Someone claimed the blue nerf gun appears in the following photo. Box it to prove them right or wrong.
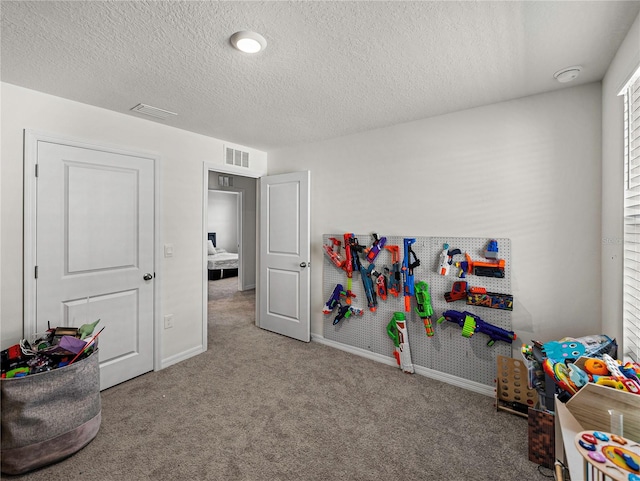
[402,238,420,312]
[360,264,377,312]
[437,309,516,346]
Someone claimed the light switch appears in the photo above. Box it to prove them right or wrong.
[164,244,174,257]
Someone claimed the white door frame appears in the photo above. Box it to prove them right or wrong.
[202,162,261,337]
[23,129,163,371]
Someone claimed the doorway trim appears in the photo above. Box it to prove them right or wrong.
[23,129,163,371]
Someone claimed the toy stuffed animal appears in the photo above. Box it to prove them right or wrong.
[78,319,100,340]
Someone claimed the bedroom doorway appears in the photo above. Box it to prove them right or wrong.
[205,170,257,329]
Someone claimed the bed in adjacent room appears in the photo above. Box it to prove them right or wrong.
[207,233,239,280]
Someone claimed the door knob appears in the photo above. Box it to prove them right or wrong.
[299,262,307,268]
[143,273,153,281]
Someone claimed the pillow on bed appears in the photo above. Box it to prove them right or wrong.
[214,247,227,254]
[208,240,215,255]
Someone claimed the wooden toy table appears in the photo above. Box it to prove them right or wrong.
[574,430,640,481]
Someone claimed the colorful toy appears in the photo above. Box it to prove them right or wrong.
[365,233,387,263]
[384,244,402,297]
[360,263,377,312]
[456,253,505,278]
[437,309,516,346]
[574,430,640,480]
[323,237,346,269]
[444,280,467,302]
[542,340,585,363]
[386,312,414,374]
[584,357,609,376]
[402,238,420,312]
[542,358,578,395]
[372,269,388,301]
[322,284,355,314]
[78,319,100,340]
[437,244,461,276]
[484,239,499,259]
[466,290,513,310]
[414,281,434,337]
[603,354,640,394]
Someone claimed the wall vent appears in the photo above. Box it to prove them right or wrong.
[130,103,177,120]
[225,147,250,168]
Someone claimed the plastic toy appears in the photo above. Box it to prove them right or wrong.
[437,244,462,276]
[574,430,640,480]
[78,319,100,340]
[322,284,355,314]
[386,312,414,374]
[360,264,377,312]
[584,358,609,376]
[372,269,388,301]
[402,238,420,312]
[323,237,346,269]
[603,354,640,394]
[414,281,434,337]
[437,309,516,346]
[456,253,505,278]
[542,340,585,363]
[384,244,402,297]
[365,233,387,263]
[444,280,467,302]
[485,239,499,259]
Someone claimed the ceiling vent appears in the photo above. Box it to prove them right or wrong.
[225,147,250,168]
[130,103,177,120]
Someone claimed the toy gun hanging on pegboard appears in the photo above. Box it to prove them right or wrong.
[437,310,516,346]
[360,264,377,312]
[322,284,362,325]
[414,281,434,337]
[365,233,387,263]
[384,245,402,297]
[372,269,388,301]
[386,312,414,373]
[402,238,420,312]
[323,237,346,269]
[456,253,505,278]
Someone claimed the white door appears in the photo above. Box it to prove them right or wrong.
[259,171,310,342]
[34,140,155,390]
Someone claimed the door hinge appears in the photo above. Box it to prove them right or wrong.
[35,164,39,177]
[34,266,38,278]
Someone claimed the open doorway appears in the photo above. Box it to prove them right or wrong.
[206,170,257,328]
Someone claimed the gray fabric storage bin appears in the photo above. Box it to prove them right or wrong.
[1,351,101,475]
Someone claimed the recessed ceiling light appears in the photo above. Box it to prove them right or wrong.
[230,31,267,54]
[553,66,582,83]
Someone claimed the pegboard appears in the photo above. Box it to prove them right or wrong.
[322,234,512,388]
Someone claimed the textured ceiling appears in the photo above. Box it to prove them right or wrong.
[2,1,640,151]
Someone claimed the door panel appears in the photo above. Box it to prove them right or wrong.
[36,140,155,390]
[259,171,310,342]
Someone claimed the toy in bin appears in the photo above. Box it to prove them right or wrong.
[0,321,102,378]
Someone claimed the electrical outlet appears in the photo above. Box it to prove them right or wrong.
[164,314,174,329]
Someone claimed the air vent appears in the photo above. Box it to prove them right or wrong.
[225,147,250,168]
[130,103,177,120]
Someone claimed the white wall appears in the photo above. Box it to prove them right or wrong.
[268,82,603,344]
[602,12,640,353]
[0,83,267,363]
[208,191,239,252]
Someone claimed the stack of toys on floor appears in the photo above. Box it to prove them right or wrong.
[1,320,102,378]
[323,234,515,374]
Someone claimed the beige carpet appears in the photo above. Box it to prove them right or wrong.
[5,278,552,480]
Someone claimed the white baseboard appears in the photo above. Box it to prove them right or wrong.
[160,345,205,370]
[311,334,495,398]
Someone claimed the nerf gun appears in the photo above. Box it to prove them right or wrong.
[384,244,402,297]
[365,233,387,263]
[437,244,462,276]
[444,281,467,302]
[402,238,420,312]
[386,312,414,373]
[360,264,378,312]
[323,237,346,269]
[332,303,364,325]
[372,269,388,301]
[322,284,355,314]
[437,309,516,346]
[414,281,434,337]
[456,253,505,278]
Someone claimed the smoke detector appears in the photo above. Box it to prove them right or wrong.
[553,66,582,83]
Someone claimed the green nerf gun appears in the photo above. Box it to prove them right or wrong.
[386,312,414,373]
[414,281,434,337]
